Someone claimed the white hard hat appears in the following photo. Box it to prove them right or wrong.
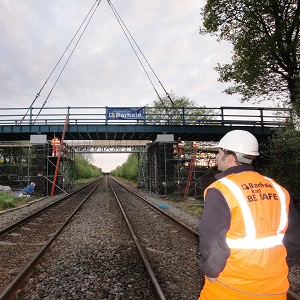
[214,130,259,163]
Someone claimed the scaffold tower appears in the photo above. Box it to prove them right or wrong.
[0,136,75,196]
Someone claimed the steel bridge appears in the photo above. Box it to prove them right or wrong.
[0,105,292,197]
[0,106,292,143]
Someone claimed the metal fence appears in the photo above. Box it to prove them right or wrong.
[0,106,292,128]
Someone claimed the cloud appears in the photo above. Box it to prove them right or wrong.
[93,153,129,173]
[0,0,271,171]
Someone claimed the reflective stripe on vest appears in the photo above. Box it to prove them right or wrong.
[219,177,288,249]
[51,139,60,147]
[265,177,288,234]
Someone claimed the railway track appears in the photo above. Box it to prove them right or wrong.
[0,176,299,299]
[110,178,300,300]
[11,177,161,299]
[109,181,300,300]
[109,177,202,299]
[0,179,102,300]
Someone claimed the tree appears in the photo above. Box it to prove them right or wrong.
[200,1,300,115]
[259,125,300,204]
[146,91,216,124]
[110,153,138,181]
[74,154,102,180]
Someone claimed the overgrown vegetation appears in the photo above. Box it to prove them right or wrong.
[74,154,103,184]
[110,153,138,182]
[0,192,28,211]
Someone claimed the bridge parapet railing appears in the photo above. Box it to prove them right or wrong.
[218,106,292,127]
[0,106,292,127]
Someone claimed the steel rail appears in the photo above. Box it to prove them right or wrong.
[108,178,167,300]
[110,177,198,236]
[0,179,98,238]
[110,177,300,300]
[0,179,102,300]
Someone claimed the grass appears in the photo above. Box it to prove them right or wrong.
[75,178,94,185]
[114,176,204,217]
[162,195,204,217]
[75,175,103,185]
[0,177,97,212]
[0,192,30,211]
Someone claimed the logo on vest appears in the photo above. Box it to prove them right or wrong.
[246,193,279,202]
[240,182,278,202]
[241,182,273,190]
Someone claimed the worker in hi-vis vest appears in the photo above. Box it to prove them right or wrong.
[198,130,300,300]
[51,136,60,156]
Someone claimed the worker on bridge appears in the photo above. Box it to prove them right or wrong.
[198,130,300,300]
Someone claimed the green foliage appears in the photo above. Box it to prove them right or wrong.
[0,145,31,165]
[0,192,27,211]
[74,154,102,180]
[200,1,300,114]
[111,153,138,181]
[146,91,217,124]
[260,125,300,203]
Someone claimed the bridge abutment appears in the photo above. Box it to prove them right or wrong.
[147,138,175,195]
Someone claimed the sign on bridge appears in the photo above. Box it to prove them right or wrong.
[106,107,144,120]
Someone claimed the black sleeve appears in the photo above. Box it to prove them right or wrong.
[283,198,300,268]
[198,188,231,278]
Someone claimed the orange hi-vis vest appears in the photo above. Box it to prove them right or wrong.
[51,138,60,147]
[204,171,290,297]
[51,137,60,145]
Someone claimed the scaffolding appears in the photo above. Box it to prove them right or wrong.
[146,135,176,195]
[184,141,197,198]
[137,138,218,199]
[173,141,218,200]
[137,147,149,190]
[0,143,32,185]
[0,140,75,196]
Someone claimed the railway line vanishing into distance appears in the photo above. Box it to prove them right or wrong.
[0,176,299,300]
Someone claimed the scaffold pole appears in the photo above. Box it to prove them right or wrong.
[184,141,197,199]
[51,115,69,197]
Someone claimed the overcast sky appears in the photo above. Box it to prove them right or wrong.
[0,0,271,172]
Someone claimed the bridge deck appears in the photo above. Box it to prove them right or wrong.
[0,106,291,142]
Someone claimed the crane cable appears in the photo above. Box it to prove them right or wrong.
[107,0,174,106]
[33,0,101,124]
[20,0,102,124]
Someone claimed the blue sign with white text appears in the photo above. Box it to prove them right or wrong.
[106,107,144,120]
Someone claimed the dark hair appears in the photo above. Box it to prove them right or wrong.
[223,149,253,165]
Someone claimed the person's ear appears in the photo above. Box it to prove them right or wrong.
[226,154,234,163]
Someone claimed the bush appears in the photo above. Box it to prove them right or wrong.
[111,153,138,181]
[74,154,102,180]
[260,126,300,204]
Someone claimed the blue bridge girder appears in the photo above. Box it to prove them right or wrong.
[0,106,292,142]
